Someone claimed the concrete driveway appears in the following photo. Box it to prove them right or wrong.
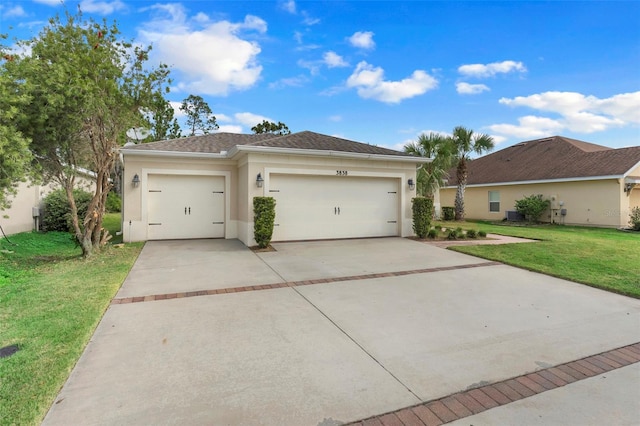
[43,238,640,425]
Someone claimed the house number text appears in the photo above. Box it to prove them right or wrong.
[336,170,348,176]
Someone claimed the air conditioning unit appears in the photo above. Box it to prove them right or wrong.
[506,210,525,221]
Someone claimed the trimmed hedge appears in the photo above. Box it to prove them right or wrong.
[442,206,455,221]
[253,196,276,248]
[630,206,640,231]
[412,197,434,239]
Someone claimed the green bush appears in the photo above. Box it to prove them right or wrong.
[427,228,438,239]
[467,229,477,239]
[442,206,455,221]
[253,196,276,248]
[42,189,93,232]
[478,230,487,238]
[105,191,121,213]
[630,206,640,231]
[412,197,434,239]
[446,229,458,240]
[515,194,551,223]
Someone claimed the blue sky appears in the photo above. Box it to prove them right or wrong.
[2,0,639,151]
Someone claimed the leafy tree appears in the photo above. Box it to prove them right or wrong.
[451,126,494,220]
[179,94,218,136]
[251,120,291,135]
[404,132,455,197]
[514,194,551,223]
[6,12,172,256]
[0,61,34,210]
[145,92,181,141]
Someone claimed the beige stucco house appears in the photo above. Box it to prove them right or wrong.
[440,136,640,228]
[120,131,428,246]
[1,175,95,236]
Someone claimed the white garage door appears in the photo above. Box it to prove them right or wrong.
[147,174,225,240]
[268,174,398,241]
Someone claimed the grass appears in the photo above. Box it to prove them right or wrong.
[435,220,640,298]
[0,213,142,425]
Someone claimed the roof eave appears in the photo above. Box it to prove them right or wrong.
[120,149,229,159]
[229,145,432,163]
[441,174,626,189]
[623,159,640,178]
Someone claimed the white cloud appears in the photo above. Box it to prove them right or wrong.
[280,0,296,14]
[491,91,640,139]
[456,82,490,95]
[328,115,342,122]
[234,112,273,127]
[489,115,565,139]
[269,75,310,89]
[348,31,375,49]
[139,7,265,96]
[458,60,526,78]
[169,101,184,118]
[323,51,348,68]
[32,0,61,5]
[80,0,126,15]
[346,61,438,104]
[216,125,244,134]
[215,113,232,122]
[301,11,320,26]
[2,5,26,18]
[500,91,640,124]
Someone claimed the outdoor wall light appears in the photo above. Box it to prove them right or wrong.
[256,173,264,188]
[625,183,634,193]
[408,178,415,191]
[132,174,140,188]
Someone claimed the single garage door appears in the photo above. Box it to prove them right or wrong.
[269,174,398,241]
[147,174,225,240]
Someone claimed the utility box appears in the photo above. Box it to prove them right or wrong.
[550,195,560,210]
[32,207,40,217]
[560,209,567,216]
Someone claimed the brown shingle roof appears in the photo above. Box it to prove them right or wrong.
[122,132,278,153]
[445,136,640,186]
[122,130,411,157]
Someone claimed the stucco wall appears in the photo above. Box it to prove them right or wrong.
[440,179,626,227]
[240,152,417,245]
[123,151,419,245]
[121,155,237,242]
[1,177,97,236]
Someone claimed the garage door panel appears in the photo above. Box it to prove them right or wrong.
[270,175,398,241]
[147,174,225,240]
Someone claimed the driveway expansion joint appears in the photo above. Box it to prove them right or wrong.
[344,342,640,426]
[111,261,501,305]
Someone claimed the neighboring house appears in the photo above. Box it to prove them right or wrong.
[0,174,96,236]
[120,131,428,246]
[440,136,640,228]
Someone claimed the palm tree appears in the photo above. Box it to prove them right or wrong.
[451,126,494,221]
[404,132,455,198]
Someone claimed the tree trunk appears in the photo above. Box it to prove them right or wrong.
[455,158,467,221]
[62,178,93,256]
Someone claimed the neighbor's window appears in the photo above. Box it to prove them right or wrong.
[489,191,500,212]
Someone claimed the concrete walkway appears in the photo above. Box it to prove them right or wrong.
[42,238,640,425]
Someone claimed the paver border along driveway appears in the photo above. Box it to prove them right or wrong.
[43,238,640,426]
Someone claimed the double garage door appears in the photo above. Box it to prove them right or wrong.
[145,173,399,241]
[269,174,399,241]
[147,174,225,240]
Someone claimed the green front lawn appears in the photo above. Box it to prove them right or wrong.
[0,213,142,425]
[436,221,640,298]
